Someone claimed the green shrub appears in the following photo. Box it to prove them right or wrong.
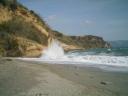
[0,47,6,56]
[0,0,17,11]
[18,3,28,10]
[0,16,48,45]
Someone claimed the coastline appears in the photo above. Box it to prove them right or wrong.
[0,58,128,96]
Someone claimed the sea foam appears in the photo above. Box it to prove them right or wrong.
[18,40,128,71]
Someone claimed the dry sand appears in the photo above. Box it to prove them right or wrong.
[0,58,128,96]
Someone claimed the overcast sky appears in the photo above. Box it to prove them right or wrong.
[19,0,128,41]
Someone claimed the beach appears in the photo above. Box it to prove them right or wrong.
[0,58,128,96]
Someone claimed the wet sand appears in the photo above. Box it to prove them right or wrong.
[0,58,128,96]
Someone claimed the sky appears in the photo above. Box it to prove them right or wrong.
[19,0,128,41]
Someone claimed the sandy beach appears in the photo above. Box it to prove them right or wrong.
[0,58,128,96]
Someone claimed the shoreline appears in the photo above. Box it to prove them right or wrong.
[17,58,128,73]
[0,58,128,96]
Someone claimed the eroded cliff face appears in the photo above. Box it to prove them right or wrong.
[0,2,111,57]
[0,4,50,57]
[70,35,111,49]
[52,31,111,51]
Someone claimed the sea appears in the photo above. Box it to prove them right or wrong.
[19,40,128,72]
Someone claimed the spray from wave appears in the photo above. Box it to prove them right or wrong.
[41,39,64,59]
[19,39,128,71]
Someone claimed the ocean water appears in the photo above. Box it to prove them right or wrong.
[19,40,128,71]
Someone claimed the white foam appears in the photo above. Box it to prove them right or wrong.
[41,39,64,59]
[17,39,128,71]
[18,55,128,67]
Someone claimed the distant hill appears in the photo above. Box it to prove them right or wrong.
[109,40,128,48]
[0,0,110,57]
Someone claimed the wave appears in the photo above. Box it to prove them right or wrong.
[67,48,128,56]
[18,55,128,72]
[17,40,128,71]
[19,55,128,66]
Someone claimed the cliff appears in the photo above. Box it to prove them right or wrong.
[52,31,110,51]
[0,1,49,57]
[70,35,110,49]
[0,1,110,57]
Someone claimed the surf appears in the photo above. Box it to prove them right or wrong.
[18,39,128,71]
[41,39,64,59]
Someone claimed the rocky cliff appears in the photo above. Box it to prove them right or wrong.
[52,31,110,51]
[0,1,110,57]
[70,35,110,49]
